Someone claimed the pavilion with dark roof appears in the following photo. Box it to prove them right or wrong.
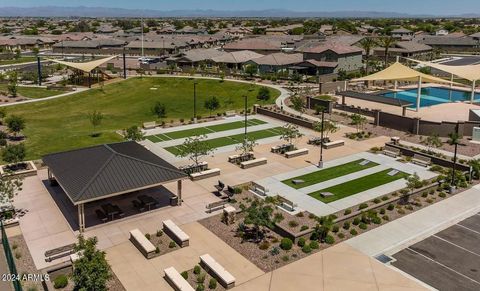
[43,141,187,232]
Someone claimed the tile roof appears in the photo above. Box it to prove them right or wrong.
[43,141,186,204]
[210,50,264,64]
[251,53,303,66]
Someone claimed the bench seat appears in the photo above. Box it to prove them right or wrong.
[383,146,400,158]
[143,121,156,129]
[285,148,309,158]
[129,229,156,259]
[164,267,195,291]
[200,254,236,289]
[225,110,236,117]
[411,154,431,167]
[190,168,220,181]
[240,158,267,169]
[163,220,190,247]
[323,140,345,149]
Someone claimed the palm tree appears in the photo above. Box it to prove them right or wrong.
[378,36,396,68]
[447,130,461,189]
[468,159,480,180]
[358,37,377,75]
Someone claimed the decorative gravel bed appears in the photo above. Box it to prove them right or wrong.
[144,229,180,257]
[183,265,226,291]
[9,234,43,291]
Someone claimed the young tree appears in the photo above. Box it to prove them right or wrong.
[312,216,334,243]
[244,64,257,78]
[448,131,461,188]
[241,199,274,242]
[289,95,305,115]
[73,235,111,291]
[7,71,18,97]
[88,110,104,136]
[350,114,367,133]
[358,37,377,75]
[2,143,26,166]
[313,120,339,140]
[0,175,23,204]
[404,172,421,203]
[280,123,303,146]
[204,96,220,117]
[177,135,215,166]
[124,125,144,141]
[256,87,271,104]
[14,49,21,60]
[235,136,258,157]
[151,102,167,119]
[5,115,25,138]
[423,133,442,153]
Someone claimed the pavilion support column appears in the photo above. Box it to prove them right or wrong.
[450,74,454,101]
[471,80,477,104]
[394,80,398,91]
[177,180,182,206]
[78,203,85,233]
[416,76,422,112]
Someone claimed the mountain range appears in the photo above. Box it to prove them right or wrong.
[0,6,479,18]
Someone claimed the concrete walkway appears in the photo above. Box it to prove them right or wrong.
[0,87,89,107]
[346,185,480,257]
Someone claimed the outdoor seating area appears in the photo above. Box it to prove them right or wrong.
[98,203,125,222]
[285,148,309,158]
[228,152,254,164]
[179,161,209,175]
[308,137,330,146]
[271,143,294,154]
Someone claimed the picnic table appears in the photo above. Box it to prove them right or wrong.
[138,195,157,210]
[101,203,119,220]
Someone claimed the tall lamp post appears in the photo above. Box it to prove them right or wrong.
[193,81,198,123]
[318,109,325,168]
[244,95,248,140]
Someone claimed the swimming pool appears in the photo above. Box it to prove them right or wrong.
[381,87,480,109]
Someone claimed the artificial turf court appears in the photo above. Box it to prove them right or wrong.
[282,159,379,189]
[5,77,279,159]
[309,169,409,203]
[146,119,267,142]
[165,127,284,155]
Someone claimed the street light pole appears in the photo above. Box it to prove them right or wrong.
[244,95,248,140]
[318,109,325,168]
[193,81,198,123]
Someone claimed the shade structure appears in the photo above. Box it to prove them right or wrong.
[353,62,456,112]
[47,55,117,73]
[353,62,454,84]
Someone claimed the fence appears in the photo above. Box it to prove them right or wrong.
[1,221,22,291]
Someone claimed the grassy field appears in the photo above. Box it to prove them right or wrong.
[146,119,266,142]
[0,84,65,99]
[5,77,280,159]
[282,159,379,189]
[309,169,409,203]
[165,127,283,155]
[0,57,37,66]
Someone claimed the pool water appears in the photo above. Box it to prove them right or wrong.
[382,87,480,109]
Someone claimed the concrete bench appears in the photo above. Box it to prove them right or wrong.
[240,158,267,169]
[142,121,156,129]
[285,148,309,158]
[129,229,156,259]
[200,254,236,289]
[383,146,400,158]
[190,168,220,181]
[225,110,236,117]
[163,220,190,247]
[323,140,345,149]
[206,200,229,213]
[164,267,195,291]
[411,154,431,167]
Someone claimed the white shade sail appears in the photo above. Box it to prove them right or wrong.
[47,56,118,73]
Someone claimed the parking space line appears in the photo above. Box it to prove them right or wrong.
[432,235,480,257]
[457,223,480,236]
[407,248,480,286]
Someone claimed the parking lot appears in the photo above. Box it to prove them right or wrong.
[392,213,480,291]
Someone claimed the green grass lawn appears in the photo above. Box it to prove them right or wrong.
[0,57,37,66]
[0,84,65,99]
[146,119,267,142]
[165,127,283,155]
[309,169,409,203]
[282,159,379,189]
[4,77,280,159]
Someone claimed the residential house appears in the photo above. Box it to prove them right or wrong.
[373,41,433,61]
[167,48,226,69]
[299,43,363,73]
[417,35,479,52]
[265,24,303,36]
[210,50,264,70]
[244,52,303,74]
[391,27,414,40]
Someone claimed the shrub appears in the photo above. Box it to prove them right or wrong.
[14,252,21,259]
[297,238,306,247]
[208,278,217,289]
[387,204,395,211]
[309,241,319,249]
[259,241,270,250]
[359,223,367,230]
[169,241,176,248]
[196,284,205,291]
[344,209,351,215]
[194,265,201,275]
[197,273,206,283]
[373,198,381,204]
[11,243,17,250]
[280,238,293,250]
[181,271,188,279]
[300,225,309,231]
[379,208,385,215]
[308,213,316,219]
[288,220,299,228]
[302,244,312,253]
[270,246,280,256]
[156,230,163,237]
[358,203,368,210]
[274,213,284,222]
[281,255,290,262]
[53,275,68,289]
[382,215,390,221]
[439,192,446,198]
[350,229,358,236]
[325,235,335,245]
[332,225,339,233]
[155,247,160,254]
[296,212,304,217]
[421,192,428,198]
[372,216,382,224]
[145,233,151,240]
[234,187,242,194]
[398,208,406,214]
[343,221,350,230]
[426,198,434,204]
[338,233,345,239]
[381,196,389,201]
[352,217,360,225]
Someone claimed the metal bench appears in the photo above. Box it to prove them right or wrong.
[383,145,400,158]
[206,200,229,213]
[411,154,431,167]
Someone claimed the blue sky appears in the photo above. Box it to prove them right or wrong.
[1,0,479,15]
